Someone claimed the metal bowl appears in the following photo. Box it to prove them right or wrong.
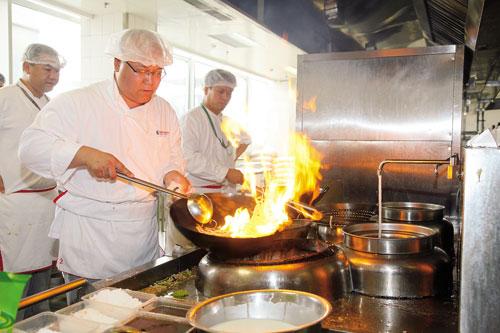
[343,223,437,254]
[382,202,445,221]
[187,289,332,333]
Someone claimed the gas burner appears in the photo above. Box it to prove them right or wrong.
[208,239,333,265]
[196,239,352,301]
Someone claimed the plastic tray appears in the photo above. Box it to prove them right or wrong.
[142,298,191,317]
[55,301,135,330]
[118,311,191,332]
[13,311,100,333]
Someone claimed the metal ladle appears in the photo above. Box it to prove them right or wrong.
[117,172,213,224]
[255,187,323,220]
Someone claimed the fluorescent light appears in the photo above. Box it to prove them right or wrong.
[228,32,258,47]
[209,32,258,48]
[15,0,94,20]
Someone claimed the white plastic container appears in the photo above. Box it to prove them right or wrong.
[55,301,135,330]
[82,287,155,309]
[13,312,100,333]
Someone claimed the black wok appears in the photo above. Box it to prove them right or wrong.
[170,193,311,258]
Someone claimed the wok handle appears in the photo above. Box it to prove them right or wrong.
[116,172,188,199]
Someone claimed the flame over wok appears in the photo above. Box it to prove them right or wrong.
[212,124,323,238]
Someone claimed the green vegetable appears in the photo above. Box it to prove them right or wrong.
[171,289,189,299]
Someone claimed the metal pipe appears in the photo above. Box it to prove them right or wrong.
[376,155,457,238]
[19,278,87,310]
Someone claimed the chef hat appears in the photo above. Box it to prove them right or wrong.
[105,29,173,67]
[22,43,66,69]
[204,69,237,89]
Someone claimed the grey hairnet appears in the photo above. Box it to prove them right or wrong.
[0,73,5,84]
[204,69,237,89]
[22,43,66,69]
[105,29,173,67]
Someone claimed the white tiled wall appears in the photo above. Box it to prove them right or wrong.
[81,12,156,84]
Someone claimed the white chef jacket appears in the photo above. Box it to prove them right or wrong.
[0,81,57,272]
[18,78,185,279]
[180,105,236,193]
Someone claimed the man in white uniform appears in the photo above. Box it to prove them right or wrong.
[170,70,250,255]
[0,43,64,317]
[18,29,190,290]
[180,69,249,193]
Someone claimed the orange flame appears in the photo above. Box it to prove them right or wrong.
[221,133,323,238]
[220,117,250,148]
[303,96,317,112]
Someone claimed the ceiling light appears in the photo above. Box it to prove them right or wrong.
[209,32,258,48]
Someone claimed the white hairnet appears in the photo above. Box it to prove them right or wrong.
[204,69,237,89]
[105,29,173,67]
[22,43,66,69]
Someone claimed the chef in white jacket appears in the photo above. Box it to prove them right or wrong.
[180,69,249,193]
[18,29,190,291]
[0,43,64,317]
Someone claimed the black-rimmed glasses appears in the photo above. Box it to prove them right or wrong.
[125,61,166,79]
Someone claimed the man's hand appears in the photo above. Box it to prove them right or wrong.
[163,170,191,194]
[226,168,244,185]
[0,175,4,193]
[69,146,133,180]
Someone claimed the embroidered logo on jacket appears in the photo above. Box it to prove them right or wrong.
[156,130,169,136]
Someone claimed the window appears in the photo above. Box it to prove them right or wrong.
[156,55,189,117]
[11,3,81,95]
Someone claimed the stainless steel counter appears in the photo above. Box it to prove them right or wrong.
[93,249,458,333]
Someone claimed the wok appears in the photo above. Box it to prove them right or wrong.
[170,193,310,258]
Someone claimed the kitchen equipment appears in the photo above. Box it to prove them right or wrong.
[376,157,456,237]
[117,172,213,224]
[370,202,455,258]
[382,202,445,221]
[187,289,332,333]
[196,239,352,301]
[341,223,452,298]
[255,187,323,221]
[170,193,312,258]
[313,203,377,244]
[460,147,500,332]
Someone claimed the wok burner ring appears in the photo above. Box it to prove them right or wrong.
[196,239,352,301]
[207,239,333,265]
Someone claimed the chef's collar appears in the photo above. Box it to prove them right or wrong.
[202,104,223,119]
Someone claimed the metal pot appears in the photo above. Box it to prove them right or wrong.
[377,202,454,259]
[382,202,444,221]
[187,289,332,333]
[341,223,452,298]
[369,215,455,259]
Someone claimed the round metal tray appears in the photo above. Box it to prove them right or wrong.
[382,202,444,222]
[343,223,437,254]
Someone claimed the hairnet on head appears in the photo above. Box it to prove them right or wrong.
[105,29,173,67]
[204,69,237,89]
[0,73,5,84]
[22,43,66,69]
